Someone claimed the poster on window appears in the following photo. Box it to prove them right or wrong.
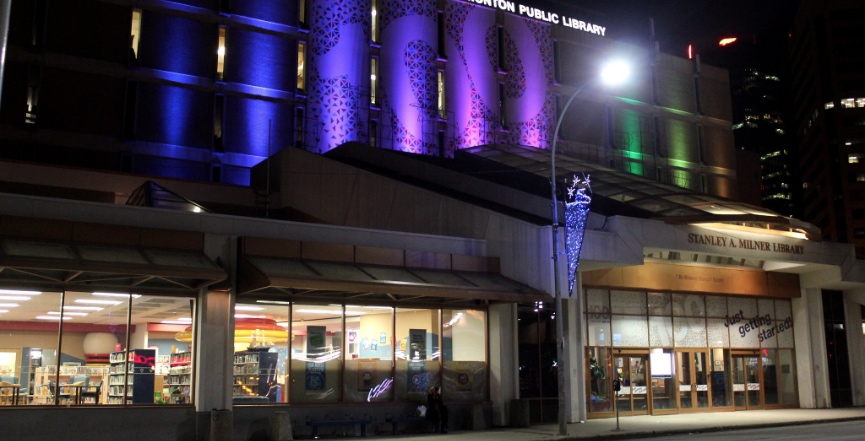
[305,361,326,392]
[409,328,426,360]
[358,360,376,392]
[408,361,427,396]
[454,361,473,391]
[307,325,326,358]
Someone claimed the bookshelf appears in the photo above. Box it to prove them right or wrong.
[108,349,155,404]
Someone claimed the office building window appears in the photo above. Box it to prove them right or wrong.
[369,120,378,147]
[25,86,38,125]
[217,27,227,80]
[371,0,379,43]
[294,107,305,147]
[370,57,378,105]
[849,155,859,164]
[297,43,306,91]
[437,70,446,119]
[130,9,142,62]
[214,95,225,153]
[299,0,308,27]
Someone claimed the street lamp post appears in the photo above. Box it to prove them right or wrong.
[551,61,629,436]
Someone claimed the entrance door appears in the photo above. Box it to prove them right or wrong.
[613,355,649,415]
[677,351,709,410]
[732,354,762,410]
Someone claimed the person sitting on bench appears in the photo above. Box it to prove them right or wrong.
[426,386,448,433]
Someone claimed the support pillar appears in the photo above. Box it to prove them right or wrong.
[488,303,517,427]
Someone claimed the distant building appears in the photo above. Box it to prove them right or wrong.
[789,0,865,257]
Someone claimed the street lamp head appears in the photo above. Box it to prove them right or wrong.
[600,60,630,86]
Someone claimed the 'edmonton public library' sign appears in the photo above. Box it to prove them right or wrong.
[465,0,607,36]
[687,233,805,255]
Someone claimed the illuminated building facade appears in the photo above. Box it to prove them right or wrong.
[1,1,865,440]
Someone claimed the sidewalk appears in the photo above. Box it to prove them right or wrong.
[386,408,865,441]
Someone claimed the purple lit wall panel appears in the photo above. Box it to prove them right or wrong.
[225,29,294,91]
[223,96,293,157]
[135,82,214,149]
[502,15,553,148]
[306,0,370,153]
[138,12,217,78]
[380,0,437,154]
[231,1,298,25]
[444,1,498,153]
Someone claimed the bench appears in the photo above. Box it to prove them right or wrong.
[306,418,372,438]
[386,415,428,435]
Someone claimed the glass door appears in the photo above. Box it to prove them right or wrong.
[613,354,649,415]
[677,351,709,410]
[733,354,762,410]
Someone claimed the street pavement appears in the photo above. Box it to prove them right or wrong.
[385,408,865,441]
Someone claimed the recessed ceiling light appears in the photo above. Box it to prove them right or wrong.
[256,300,290,305]
[235,305,265,311]
[0,295,35,301]
[0,303,19,308]
[36,315,71,320]
[160,320,192,325]
[48,311,88,316]
[0,289,41,296]
[63,306,103,311]
[0,310,8,313]
[75,299,122,305]
[235,314,266,319]
[92,292,141,298]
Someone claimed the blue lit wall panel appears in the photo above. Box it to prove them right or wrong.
[136,82,214,150]
[223,96,293,158]
[502,15,553,148]
[138,11,217,78]
[225,29,294,92]
[380,0,438,155]
[444,1,498,152]
[306,0,371,153]
[131,155,209,181]
[221,165,251,186]
[231,1,298,25]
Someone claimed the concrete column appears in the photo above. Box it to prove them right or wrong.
[0,0,11,104]
[565,276,586,423]
[488,303,517,427]
[794,288,829,408]
[196,234,236,413]
[843,290,865,406]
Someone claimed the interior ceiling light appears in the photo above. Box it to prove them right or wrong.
[93,292,141,298]
[63,306,103,311]
[235,305,265,311]
[0,289,41,295]
[0,303,20,308]
[75,299,122,305]
[719,37,738,46]
[0,295,36,301]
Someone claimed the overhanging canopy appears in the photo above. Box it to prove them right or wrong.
[238,256,549,306]
[0,238,226,294]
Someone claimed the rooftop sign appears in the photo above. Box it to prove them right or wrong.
[465,0,607,36]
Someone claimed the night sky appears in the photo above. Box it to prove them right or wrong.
[574,0,801,58]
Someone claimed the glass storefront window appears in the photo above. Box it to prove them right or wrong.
[586,290,611,347]
[442,309,486,401]
[394,308,440,402]
[778,349,797,404]
[232,301,289,404]
[0,290,196,407]
[290,304,342,404]
[586,347,612,413]
[611,315,648,347]
[343,305,393,403]
[611,290,646,315]
[585,290,798,415]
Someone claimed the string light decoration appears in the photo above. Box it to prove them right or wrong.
[564,173,591,294]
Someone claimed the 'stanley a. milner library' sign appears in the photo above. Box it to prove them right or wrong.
[466,0,606,36]
[687,233,805,255]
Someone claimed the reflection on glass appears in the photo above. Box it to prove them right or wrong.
[290,304,342,404]
[343,305,393,403]
[395,308,439,402]
[442,309,486,401]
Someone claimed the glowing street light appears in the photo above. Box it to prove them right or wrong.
[550,59,630,436]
